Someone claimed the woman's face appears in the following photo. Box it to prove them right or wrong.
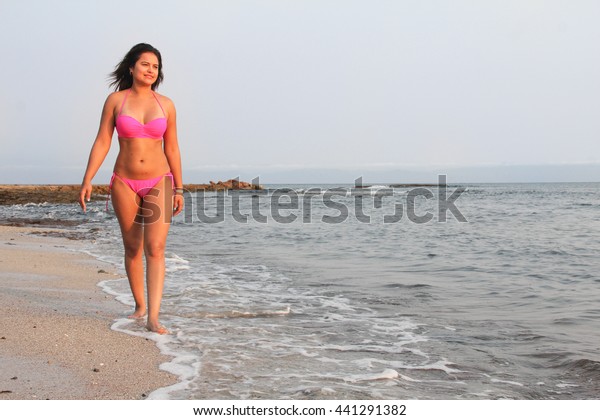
[130,52,159,87]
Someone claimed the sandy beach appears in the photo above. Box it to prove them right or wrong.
[0,225,177,400]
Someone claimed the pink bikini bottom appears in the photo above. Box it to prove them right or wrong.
[106,172,174,210]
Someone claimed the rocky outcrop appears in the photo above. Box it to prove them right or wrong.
[0,180,262,205]
[0,185,109,205]
[173,179,261,193]
[210,179,258,190]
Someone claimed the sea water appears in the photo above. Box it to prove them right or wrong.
[3,182,600,399]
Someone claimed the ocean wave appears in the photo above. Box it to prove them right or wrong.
[165,252,191,272]
[557,358,600,375]
[178,307,292,319]
[382,283,432,289]
[345,368,405,383]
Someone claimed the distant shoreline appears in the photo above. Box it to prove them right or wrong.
[0,182,440,205]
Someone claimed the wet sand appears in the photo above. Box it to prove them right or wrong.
[0,225,177,399]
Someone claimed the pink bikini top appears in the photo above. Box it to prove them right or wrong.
[115,89,167,139]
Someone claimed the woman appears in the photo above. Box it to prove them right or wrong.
[79,43,184,334]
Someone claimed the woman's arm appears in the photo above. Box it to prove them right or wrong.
[163,97,184,216]
[79,94,117,212]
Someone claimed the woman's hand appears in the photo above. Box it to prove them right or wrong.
[173,193,184,216]
[79,182,92,212]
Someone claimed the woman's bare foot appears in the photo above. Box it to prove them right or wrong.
[146,321,169,335]
[128,306,147,319]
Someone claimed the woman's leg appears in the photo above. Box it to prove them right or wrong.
[111,177,146,318]
[141,175,173,334]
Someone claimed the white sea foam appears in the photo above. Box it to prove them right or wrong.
[109,318,202,400]
[165,252,191,272]
[385,359,462,375]
[192,307,291,319]
[555,383,579,388]
[490,378,525,387]
[345,369,404,383]
[23,202,50,207]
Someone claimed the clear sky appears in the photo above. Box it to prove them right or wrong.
[1,0,599,184]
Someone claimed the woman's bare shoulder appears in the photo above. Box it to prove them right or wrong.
[155,92,174,103]
[104,90,126,108]
[108,90,129,101]
[155,92,176,112]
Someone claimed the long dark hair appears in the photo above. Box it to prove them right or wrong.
[109,43,164,91]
